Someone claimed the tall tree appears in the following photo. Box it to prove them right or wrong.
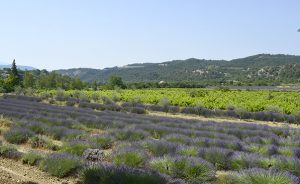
[23,71,35,88]
[4,59,21,91]
[92,80,98,91]
[107,75,125,89]
[11,59,20,80]
[71,77,84,90]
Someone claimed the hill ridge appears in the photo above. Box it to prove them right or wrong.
[55,54,300,84]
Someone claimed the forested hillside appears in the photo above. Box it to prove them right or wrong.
[56,54,300,85]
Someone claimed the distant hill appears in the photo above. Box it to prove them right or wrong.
[0,64,36,71]
[55,54,300,84]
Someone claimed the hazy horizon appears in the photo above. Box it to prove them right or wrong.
[0,0,299,70]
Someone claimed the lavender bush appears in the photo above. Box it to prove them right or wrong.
[81,163,168,184]
[4,127,34,144]
[149,156,216,183]
[39,153,83,177]
[217,168,299,184]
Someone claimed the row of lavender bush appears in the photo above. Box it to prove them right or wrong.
[1,95,300,183]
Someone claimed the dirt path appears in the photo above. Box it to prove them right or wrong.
[0,158,78,184]
[149,111,300,129]
[0,165,27,184]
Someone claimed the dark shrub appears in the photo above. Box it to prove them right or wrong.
[81,164,168,184]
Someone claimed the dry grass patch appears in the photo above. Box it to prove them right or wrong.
[0,115,12,127]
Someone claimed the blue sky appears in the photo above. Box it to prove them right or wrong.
[0,0,299,70]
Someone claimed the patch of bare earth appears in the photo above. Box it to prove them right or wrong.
[149,111,300,128]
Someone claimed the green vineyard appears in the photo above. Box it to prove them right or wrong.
[43,88,300,114]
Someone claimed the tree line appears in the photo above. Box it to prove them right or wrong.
[0,60,139,92]
[1,60,289,93]
[0,60,87,92]
[0,60,209,92]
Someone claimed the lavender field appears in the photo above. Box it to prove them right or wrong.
[1,95,300,184]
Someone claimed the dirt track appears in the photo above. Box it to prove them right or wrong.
[149,111,300,128]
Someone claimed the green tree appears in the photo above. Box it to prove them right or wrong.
[23,71,35,88]
[9,59,21,86]
[107,75,125,89]
[3,60,21,91]
[11,59,20,79]
[4,75,17,91]
[92,80,98,91]
[71,77,84,90]
[0,79,5,92]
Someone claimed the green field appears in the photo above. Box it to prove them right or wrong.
[44,88,300,114]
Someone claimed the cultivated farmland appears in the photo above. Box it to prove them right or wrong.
[41,88,300,114]
[1,94,300,183]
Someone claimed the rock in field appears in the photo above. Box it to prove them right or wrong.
[82,149,105,162]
